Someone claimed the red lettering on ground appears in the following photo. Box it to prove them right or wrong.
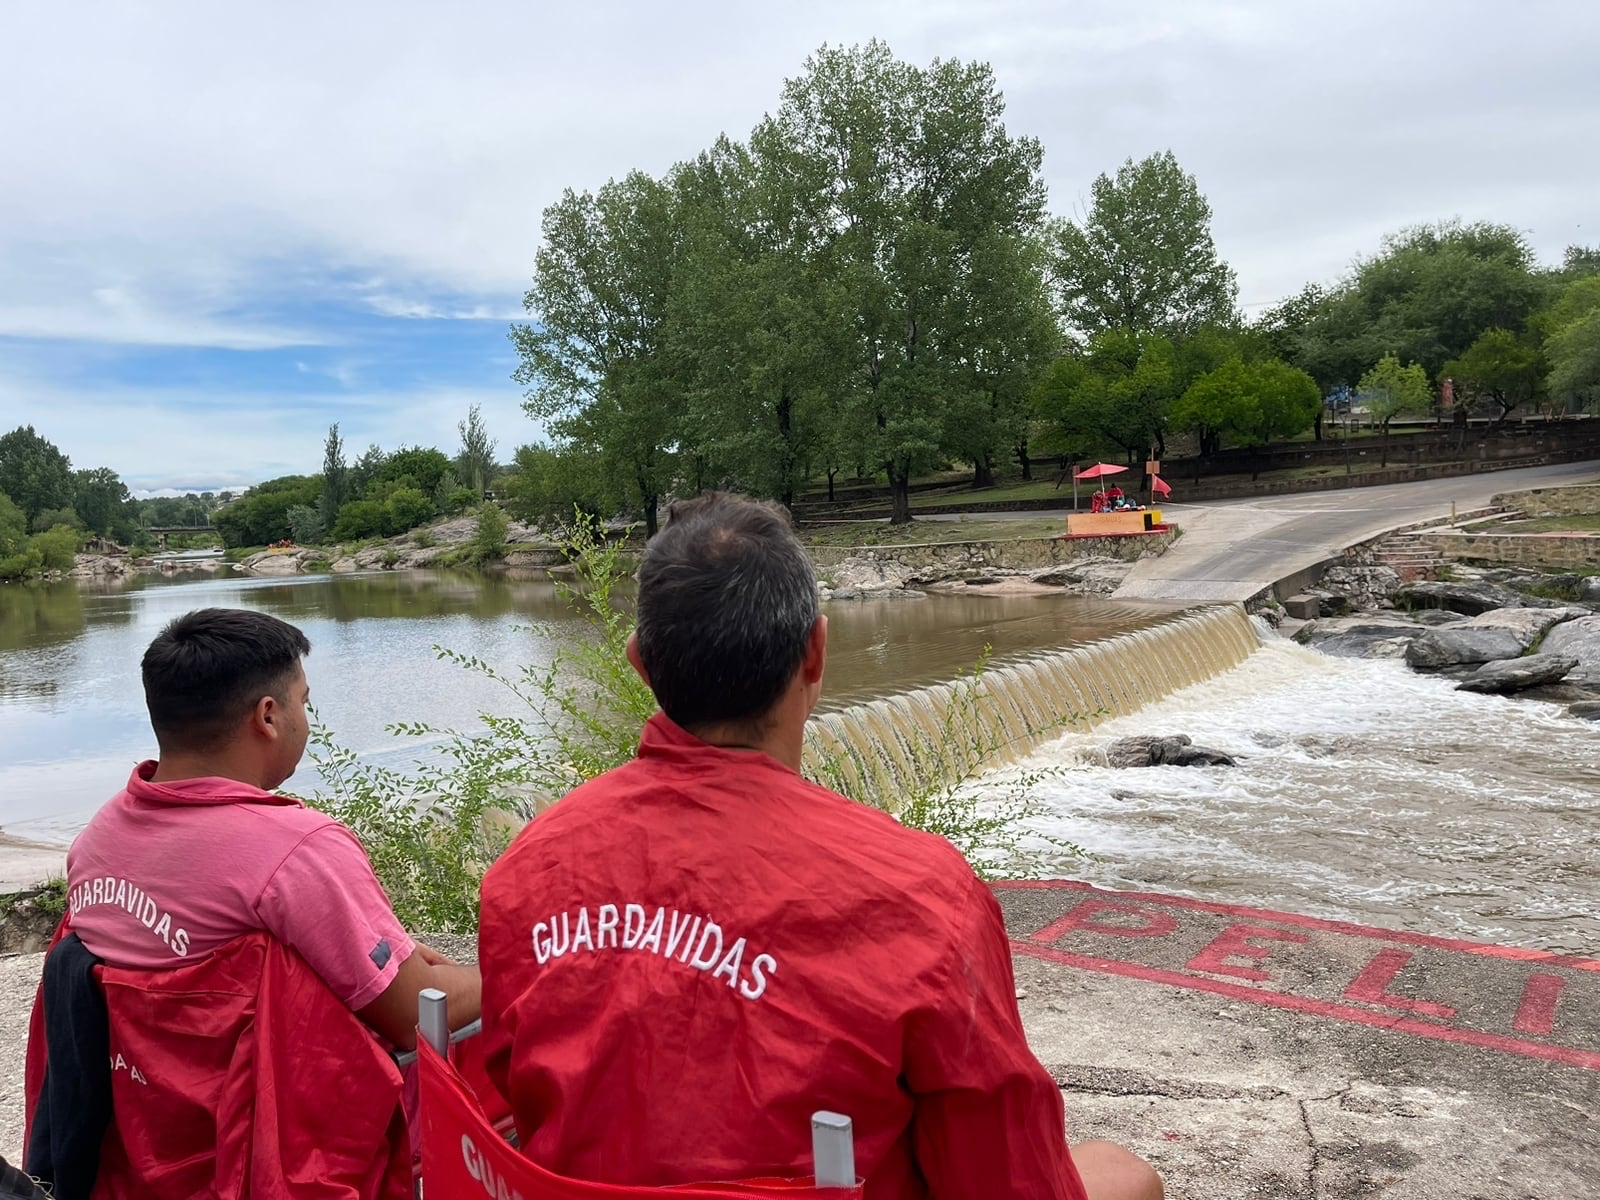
[1030,898,1178,944]
[1186,923,1308,982]
[1343,949,1456,1020]
[1513,973,1566,1037]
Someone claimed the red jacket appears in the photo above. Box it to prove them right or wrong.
[25,928,411,1200]
[479,713,1087,1200]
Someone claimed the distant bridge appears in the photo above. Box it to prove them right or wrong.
[146,525,218,547]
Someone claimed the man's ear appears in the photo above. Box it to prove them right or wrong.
[252,693,280,742]
[625,633,651,686]
[800,615,827,685]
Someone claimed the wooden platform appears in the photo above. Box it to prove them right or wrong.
[1065,510,1164,537]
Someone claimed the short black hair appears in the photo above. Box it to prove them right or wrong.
[635,493,818,730]
[141,608,311,751]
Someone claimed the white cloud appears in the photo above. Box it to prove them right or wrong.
[0,0,1596,344]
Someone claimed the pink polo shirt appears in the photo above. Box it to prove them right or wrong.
[66,762,414,1011]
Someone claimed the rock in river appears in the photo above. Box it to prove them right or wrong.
[1105,734,1236,768]
[1540,616,1600,688]
[1455,654,1579,694]
[1404,627,1526,669]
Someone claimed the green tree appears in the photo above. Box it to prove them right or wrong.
[455,405,498,496]
[331,499,388,542]
[1445,328,1545,428]
[1358,353,1432,465]
[1543,279,1600,412]
[503,442,620,528]
[375,447,451,497]
[212,475,321,547]
[30,506,83,534]
[0,492,29,560]
[0,426,74,523]
[1052,150,1238,338]
[1335,221,1542,380]
[763,42,1051,522]
[1034,329,1179,465]
[72,467,131,537]
[286,505,324,545]
[514,171,686,537]
[347,444,387,500]
[1170,357,1319,472]
[319,423,347,534]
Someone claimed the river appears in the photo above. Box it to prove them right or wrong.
[0,567,1183,842]
[2,568,1594,957]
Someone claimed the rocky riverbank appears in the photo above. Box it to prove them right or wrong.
[818,551,1145,600]
[1279,563,1600,719]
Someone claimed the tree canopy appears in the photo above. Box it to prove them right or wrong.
[1052,150,1238,338]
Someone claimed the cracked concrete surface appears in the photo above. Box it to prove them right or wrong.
[1016,950,1599,1198]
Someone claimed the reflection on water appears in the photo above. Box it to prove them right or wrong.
[0,568,1183,842]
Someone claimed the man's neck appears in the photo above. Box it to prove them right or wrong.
[690,719,804,773]
[149,753,270,790]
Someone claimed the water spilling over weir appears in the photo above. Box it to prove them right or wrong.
[802,604,1261,808]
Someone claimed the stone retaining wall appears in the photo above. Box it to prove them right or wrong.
[808,531,1175,573]
[1492,483,1600,517]
[1418,532,1600,569]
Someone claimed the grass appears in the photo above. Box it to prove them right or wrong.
[1495,514,1600,535]
[800,517,1067,547]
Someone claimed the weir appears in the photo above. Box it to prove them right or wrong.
[802,603,1261,808]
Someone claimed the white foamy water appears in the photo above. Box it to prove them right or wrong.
[984,634,1600,956]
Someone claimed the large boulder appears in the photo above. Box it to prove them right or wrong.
[1397,580,1534,615]
[1580,577,1600,605]
[236,549,314,575]
[1404,627,1526,669]
[1540,616,1600,687]
[1105,734,1236,768]
[1295,614,1422,659]
[1455,654,1579,694]
[1456,607,1588,652]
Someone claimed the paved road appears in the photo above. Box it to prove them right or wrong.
[1108,461,1600,601]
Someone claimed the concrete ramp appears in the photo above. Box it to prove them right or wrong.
[1001,880,1598,1198]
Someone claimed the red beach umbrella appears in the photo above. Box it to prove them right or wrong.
[1073,462,1130,481]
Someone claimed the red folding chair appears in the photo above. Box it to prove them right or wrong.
[415,989,862,1199]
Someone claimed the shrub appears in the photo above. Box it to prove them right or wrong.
[33,525,81,572]
[460,503,509,565]
[412,529,437,549]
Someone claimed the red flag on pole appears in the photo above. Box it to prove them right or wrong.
[1151,475,1172,498]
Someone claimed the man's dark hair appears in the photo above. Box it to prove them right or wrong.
[635,493,818,730]
[141,608,311,751]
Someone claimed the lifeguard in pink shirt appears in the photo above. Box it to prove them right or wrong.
[66,607,480,1050]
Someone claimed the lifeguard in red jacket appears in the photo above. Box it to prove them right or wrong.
[478,493,1164,1200]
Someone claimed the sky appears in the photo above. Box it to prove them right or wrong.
[1,1,1595,494]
